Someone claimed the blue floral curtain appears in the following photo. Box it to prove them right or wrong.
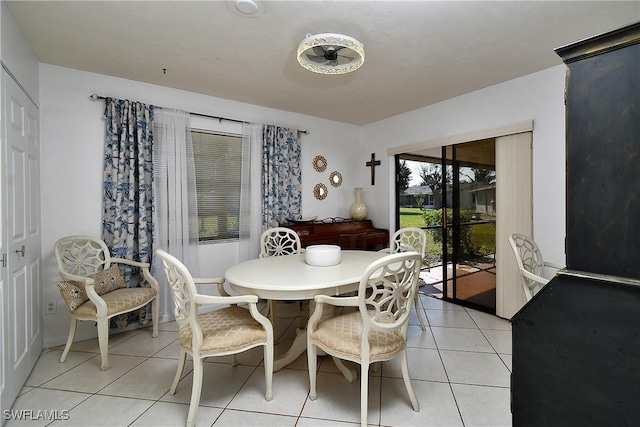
[262,125,302,228]
[102,97,154,328]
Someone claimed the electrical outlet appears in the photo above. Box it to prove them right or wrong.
[45,300,56,315]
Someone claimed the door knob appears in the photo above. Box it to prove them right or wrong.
[15,245,25,257]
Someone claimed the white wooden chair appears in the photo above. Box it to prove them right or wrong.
[54,235,159,371]
[259,227,303,258]
[156,249,274,427]
[381,227,428,330]
[259,227,304,330]
[508,233,564,301]
[307,252,422,427]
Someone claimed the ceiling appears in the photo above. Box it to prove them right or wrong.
[7,1,640,125]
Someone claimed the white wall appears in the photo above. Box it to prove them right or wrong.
[362,66,567,267]
[39,64,362,346]
[1,1,39,104]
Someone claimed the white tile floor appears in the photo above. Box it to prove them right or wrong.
[9,295,512,427]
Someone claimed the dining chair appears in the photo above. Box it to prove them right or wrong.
[259,227,304,331]
[259,227,303,258]
[156,249,274,427]
[381,227,428,330]
[307,252,422,427]
[509,233,564,301]
[54,235,159,371]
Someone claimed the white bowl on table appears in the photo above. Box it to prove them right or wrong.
[305,245,342,267]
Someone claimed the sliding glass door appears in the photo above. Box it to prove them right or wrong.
[449,140,496,311]
[397,139,496,313]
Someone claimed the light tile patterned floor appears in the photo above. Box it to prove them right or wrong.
[8,295,512,426]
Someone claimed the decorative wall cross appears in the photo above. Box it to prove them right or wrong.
[366,153,381,185]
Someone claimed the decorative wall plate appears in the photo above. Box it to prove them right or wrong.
[313,155,327,172]
[314,183,328,200]
[329,171,343,187]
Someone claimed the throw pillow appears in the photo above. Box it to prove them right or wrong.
[90,266,127,295]
[57,281,88,311]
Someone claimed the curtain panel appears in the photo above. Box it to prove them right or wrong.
[261,125,302,229]
[238,122,263,262]
[102,97,154,328]
[152,108,200,318]
[151,108,199,271]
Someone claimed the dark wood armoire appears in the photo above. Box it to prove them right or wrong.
[511,22,640,426]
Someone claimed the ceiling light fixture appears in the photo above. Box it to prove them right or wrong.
[297,33,365,75]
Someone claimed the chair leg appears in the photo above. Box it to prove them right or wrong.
[360,362,370,427]
[264,341,273,402]
[400,349,420,412]
[151,297,159,338]
[414,296,427,331]
[307,339,318,400]
[170,348,187,395]
[186,358,204,427]
[97,318,110,371]
[60,318,77,363]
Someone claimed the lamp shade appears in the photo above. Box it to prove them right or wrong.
[297,33,365,75]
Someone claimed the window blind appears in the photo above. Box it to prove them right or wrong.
[191,129,242,241]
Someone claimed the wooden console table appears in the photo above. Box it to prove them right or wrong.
[281,217,389,251]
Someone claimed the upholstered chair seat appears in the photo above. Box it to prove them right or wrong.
[178,306,269,353]
[310,310,405,360]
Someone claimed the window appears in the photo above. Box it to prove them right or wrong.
[425,193,435,207]
[191,129,242,243]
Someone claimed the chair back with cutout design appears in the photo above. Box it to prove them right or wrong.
[55,235,112,278]
[390,227,427,259]
[358,252,422,337]
[509,233,548,301]
[259,227,302,258]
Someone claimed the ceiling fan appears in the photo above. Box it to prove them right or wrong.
[307,45,352,66]
[297,33,365,75]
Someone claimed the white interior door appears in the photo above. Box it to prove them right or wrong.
[1,69,42,416]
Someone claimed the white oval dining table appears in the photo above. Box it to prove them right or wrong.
[225,250,387,377]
